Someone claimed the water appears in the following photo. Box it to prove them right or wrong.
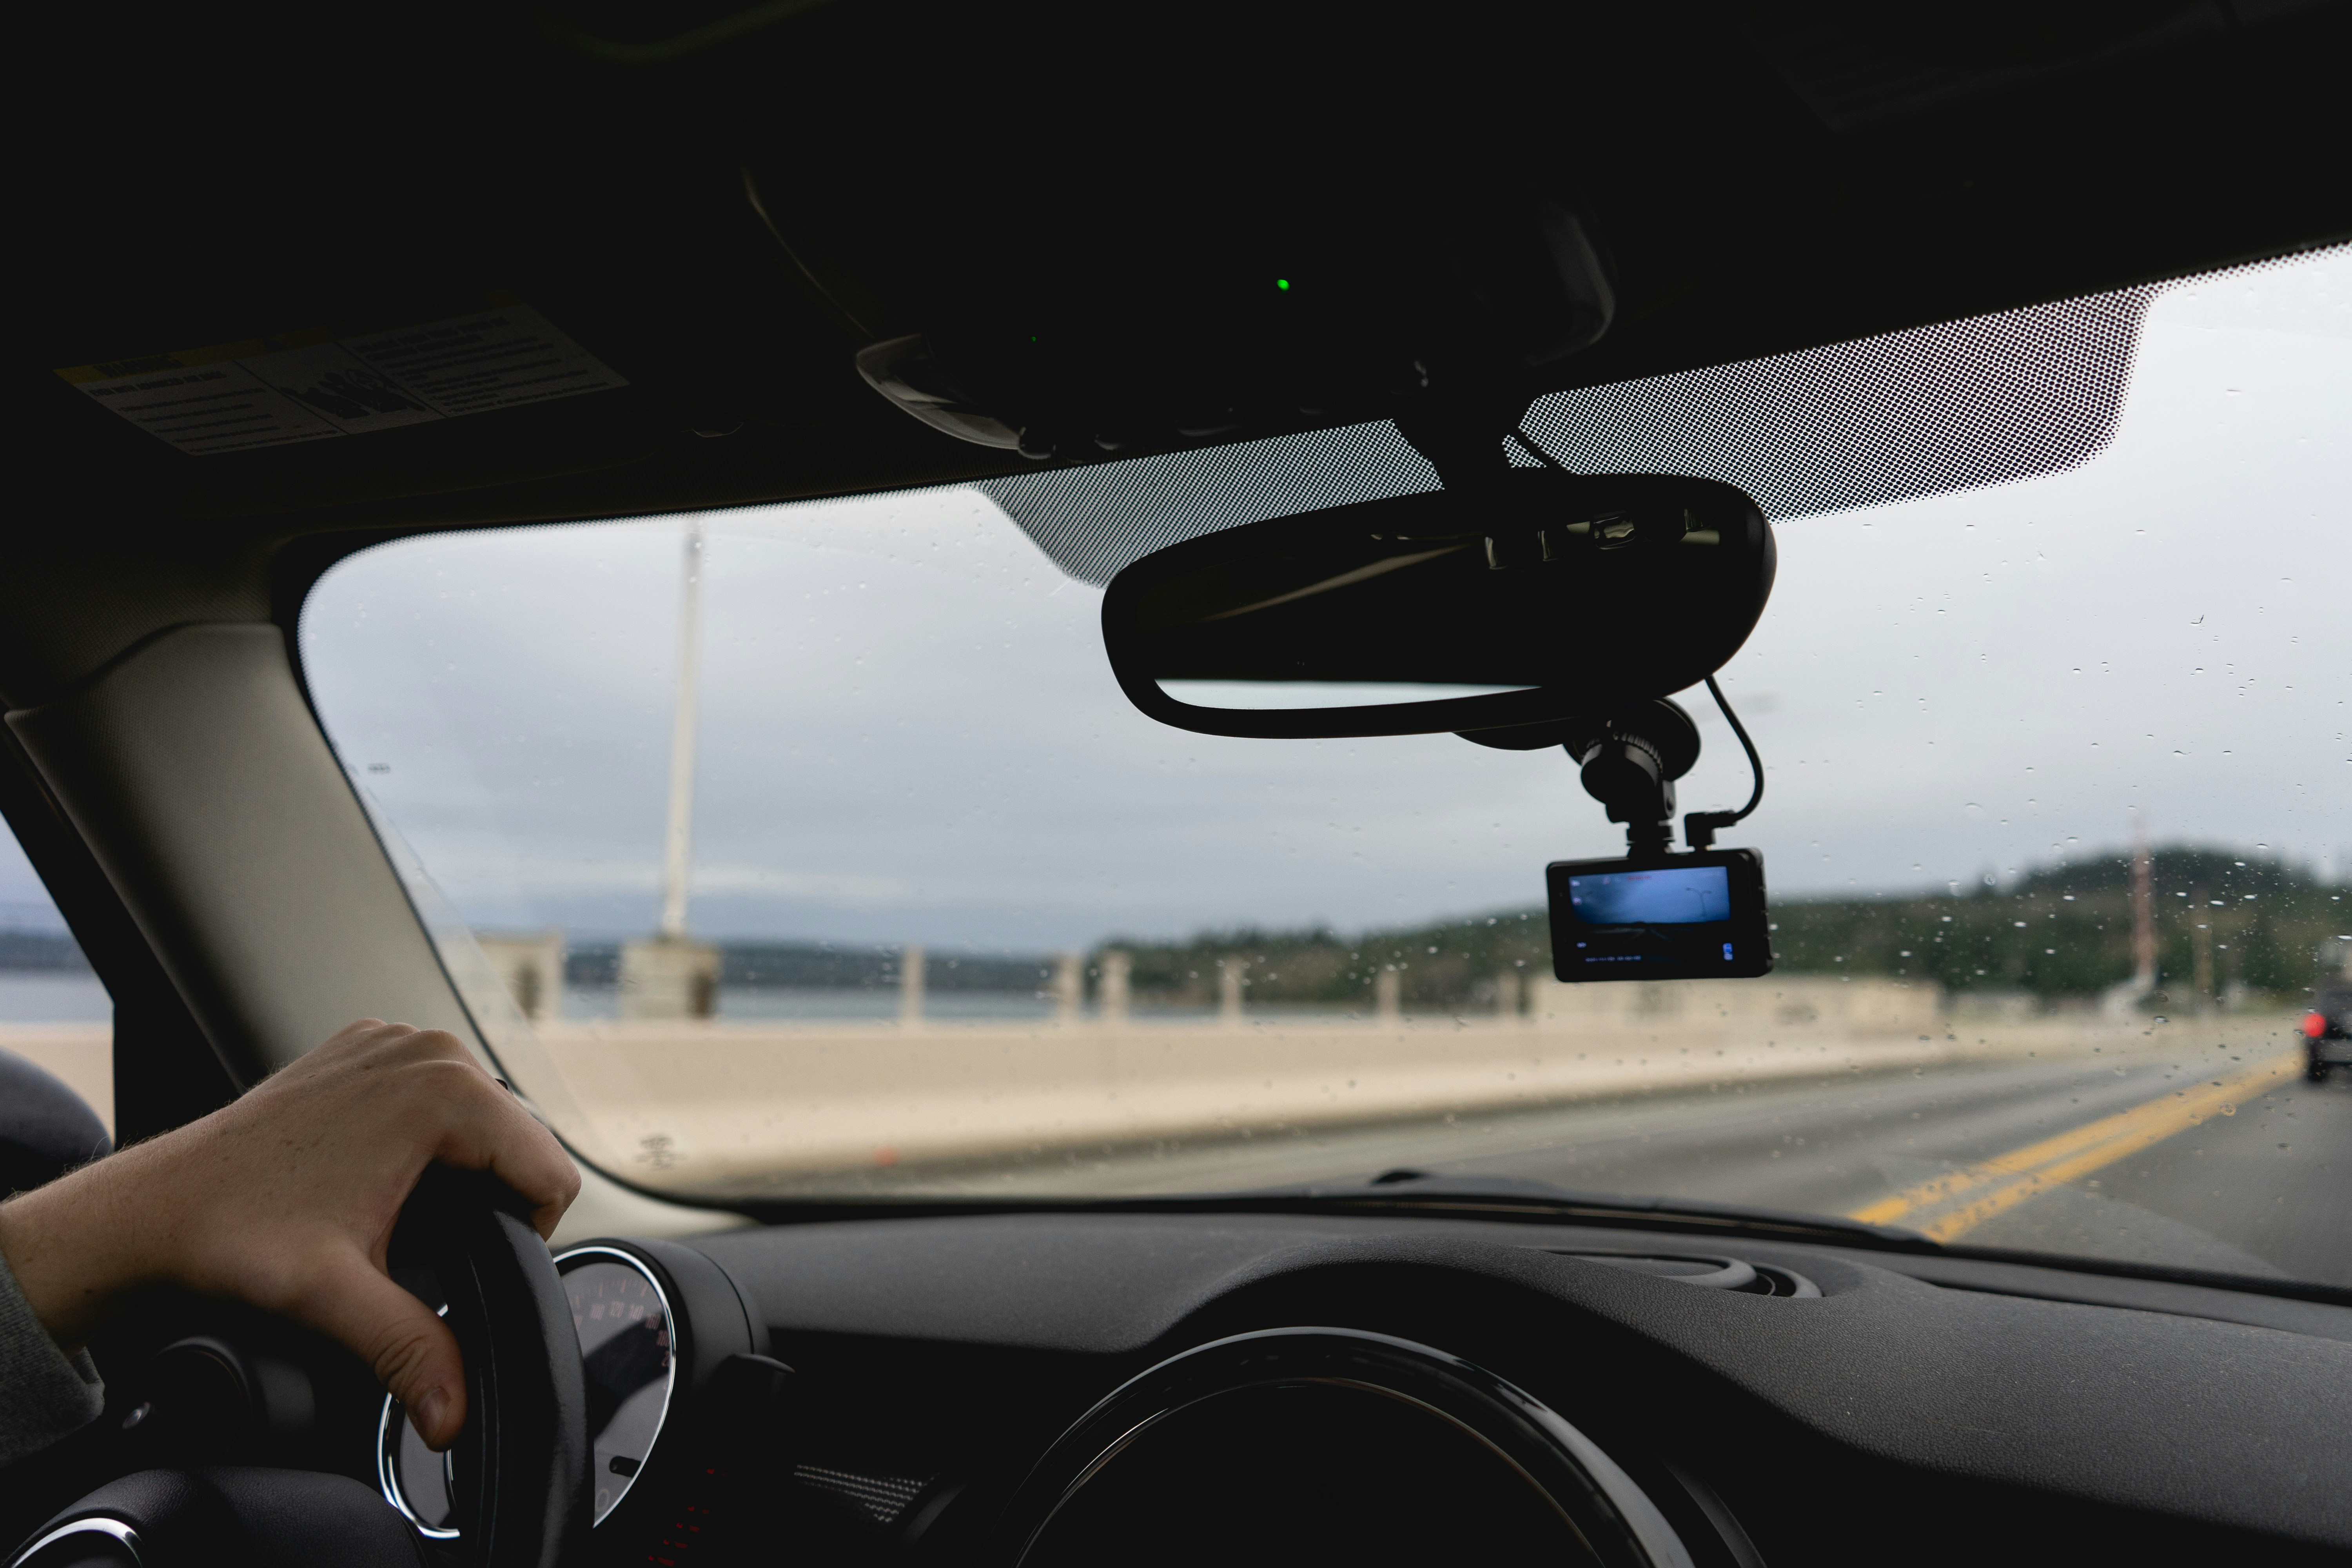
[0,974,1395,1030]
[561,987,1385,1026]
[0,972,109,1023]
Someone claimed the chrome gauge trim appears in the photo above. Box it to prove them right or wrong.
[377,1303,461,1541]
[377,1385,461,1541]
[1465,1362,1695,1568]
[10,1517,142,1567]
[555,1242,681,1527]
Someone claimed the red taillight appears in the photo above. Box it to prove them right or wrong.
[2307,1013,2330,1039]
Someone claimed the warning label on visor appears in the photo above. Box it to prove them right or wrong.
[55,296,628,456]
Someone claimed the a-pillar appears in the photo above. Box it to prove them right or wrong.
[1375,967,1402,1024]
[1100,950,1131,1026]
[899,944,925,1027]
[1051,952,1083,1023]
[1219,958,1247,1025]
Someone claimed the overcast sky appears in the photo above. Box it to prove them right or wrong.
[5,255,2347,954]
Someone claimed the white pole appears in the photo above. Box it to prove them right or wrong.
[658,523,705,942]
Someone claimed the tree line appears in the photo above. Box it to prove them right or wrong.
[1091,848,2349,1011]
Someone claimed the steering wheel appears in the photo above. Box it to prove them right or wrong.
[9,1171,590,1568]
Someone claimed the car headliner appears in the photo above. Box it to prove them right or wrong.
[2,0,2349,710]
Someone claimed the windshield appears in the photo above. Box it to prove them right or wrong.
[299,248,2352,1286]
[0,820,110,1125]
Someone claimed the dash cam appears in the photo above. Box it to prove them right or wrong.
[1545,848,1773,981]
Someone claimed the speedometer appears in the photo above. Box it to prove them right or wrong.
[561,1247,680,1525]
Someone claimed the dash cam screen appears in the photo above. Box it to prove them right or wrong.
[1564,866,1731,926]
[1545,849,1772,982]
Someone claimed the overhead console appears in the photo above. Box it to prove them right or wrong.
[836,174,1615,460]
[9,1,2352,522]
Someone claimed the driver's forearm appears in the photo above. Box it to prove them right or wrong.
[0,1147,157,1356]
[0,1207,108,1466]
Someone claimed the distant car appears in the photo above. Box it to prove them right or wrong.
[2305,985,2352,1080]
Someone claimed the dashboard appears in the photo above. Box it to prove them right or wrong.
[27,1209,2352,1565]
[412,1210,2352,1564]
[672,1211,2352,1565]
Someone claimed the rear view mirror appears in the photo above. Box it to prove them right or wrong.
[1101,471,1774,738]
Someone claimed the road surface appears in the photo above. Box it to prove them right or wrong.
[913,1031,2344,1287]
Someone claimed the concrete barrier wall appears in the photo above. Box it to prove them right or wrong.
[537,1016,1909,1188]
[530,987,2231,1194]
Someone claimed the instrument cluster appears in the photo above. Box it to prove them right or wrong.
[379,1238,786,1556]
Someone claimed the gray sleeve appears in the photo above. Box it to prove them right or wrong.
[0,1243,105,1466]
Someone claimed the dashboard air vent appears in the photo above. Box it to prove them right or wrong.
[1555,1252,1821,1298]
[789,1463,930,1533]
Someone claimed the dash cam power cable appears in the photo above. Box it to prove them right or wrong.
[1510,426,1563,469]
[1683,676,1762,851]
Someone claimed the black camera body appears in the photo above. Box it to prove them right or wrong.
[1545,848,1773,982]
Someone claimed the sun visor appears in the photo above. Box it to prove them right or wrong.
[984,272,2170,585]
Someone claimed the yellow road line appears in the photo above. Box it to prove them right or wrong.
[1847,1051,2299,1243]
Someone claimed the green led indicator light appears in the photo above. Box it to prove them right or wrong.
[1276,279,1291,291]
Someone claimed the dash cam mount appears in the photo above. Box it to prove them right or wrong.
[1465,678,1774,982]
[1561,701,1699,857]
[1466,678,1766,858]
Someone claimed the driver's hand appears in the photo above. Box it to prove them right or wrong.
[0,1019,580,1451]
